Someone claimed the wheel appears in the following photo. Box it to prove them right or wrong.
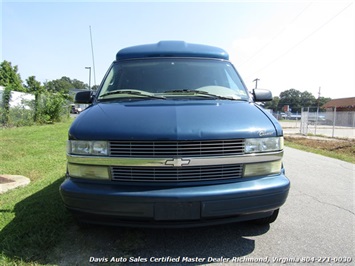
[252,209,279,225]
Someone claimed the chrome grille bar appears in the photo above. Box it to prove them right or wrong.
[111,164,243,182]
[109,139,245,157]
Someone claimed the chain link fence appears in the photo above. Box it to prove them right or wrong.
[300,108,355,138]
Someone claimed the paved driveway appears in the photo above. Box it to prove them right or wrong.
[270,147,354,262]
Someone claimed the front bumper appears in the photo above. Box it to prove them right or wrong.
[60,173,290,228]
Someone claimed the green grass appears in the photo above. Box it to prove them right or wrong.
[284,140,355,164]
[0,120,73,265]
[0,120,143,266]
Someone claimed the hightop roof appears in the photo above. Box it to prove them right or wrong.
[116,41,229,61]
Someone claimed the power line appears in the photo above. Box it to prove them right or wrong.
[252,1,353,75]
[240,2,312,67]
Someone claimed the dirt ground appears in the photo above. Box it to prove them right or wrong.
[284,135,355,162]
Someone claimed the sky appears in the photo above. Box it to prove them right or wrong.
[1,0,354,99]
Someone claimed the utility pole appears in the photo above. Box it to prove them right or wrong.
[253,78,260,89]
[315,86,321,135]
[317,87,321,107]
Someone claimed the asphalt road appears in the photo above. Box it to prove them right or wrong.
[56,147,354,265]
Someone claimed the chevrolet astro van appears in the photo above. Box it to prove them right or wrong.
[60,41,290,227]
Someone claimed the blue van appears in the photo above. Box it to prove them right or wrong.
[60,41,290,227]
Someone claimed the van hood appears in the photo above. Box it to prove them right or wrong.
[69,100,282,140]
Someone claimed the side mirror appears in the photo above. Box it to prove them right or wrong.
[75,90,93,104]
[253,89,272,102]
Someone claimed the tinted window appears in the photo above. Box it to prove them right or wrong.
[98,58,248,100]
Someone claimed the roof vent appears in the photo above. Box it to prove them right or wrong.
[116,41,229,61]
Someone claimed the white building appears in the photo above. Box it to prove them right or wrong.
[0,86,35,109]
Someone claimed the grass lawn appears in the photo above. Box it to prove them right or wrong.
[0,120,73,265]
[1,120,143,266]
[284,136,355,164]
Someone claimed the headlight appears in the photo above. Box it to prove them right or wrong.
[245,137,283,153]
[67,140,108,156]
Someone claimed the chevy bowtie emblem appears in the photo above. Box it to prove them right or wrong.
[165,158,190,167]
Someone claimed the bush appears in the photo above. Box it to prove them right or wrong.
[36,92,67,123]
[1,91,69,127]
[9,106,35,126]
[1,86,12,125]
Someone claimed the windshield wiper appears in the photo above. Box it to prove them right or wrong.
[100,89,166,99]
[163,89,241,100]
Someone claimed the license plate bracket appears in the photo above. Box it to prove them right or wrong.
[154,202,200,221]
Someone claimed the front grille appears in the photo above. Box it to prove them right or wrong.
[111,164,243,182]
[109,139,245,157]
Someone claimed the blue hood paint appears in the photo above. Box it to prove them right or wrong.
[69,100,282,141]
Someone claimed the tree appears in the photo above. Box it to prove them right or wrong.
[91,85,99,91]
[276,89,331,113]
[44,76,88,93]
[278,89,302,113]
[25,76,44,122]
[263,96,280,111]
[318,97,332,111]
[1,86,12,125]
[44,77,72,93]
[300,91,316,109]
[40,92,67,123]
[71,79,87,90]
[0,60,24,91]
[25,76,43,95]
[0,60,24,125]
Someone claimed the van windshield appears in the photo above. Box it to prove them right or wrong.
[98,58,249,100]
